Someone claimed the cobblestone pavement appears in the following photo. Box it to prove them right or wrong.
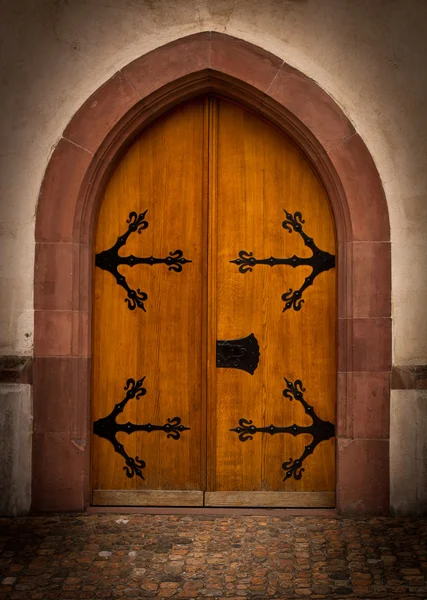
[0,513,426,599]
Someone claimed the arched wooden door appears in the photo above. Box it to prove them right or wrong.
[91,96,337,508]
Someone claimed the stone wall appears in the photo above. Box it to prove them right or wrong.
[0,0,426,514]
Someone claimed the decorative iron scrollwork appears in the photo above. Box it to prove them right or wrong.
[95,211,192,311]
[230,210,335,312]
[216,333,260,375]
[230,377,335,481]
[93,377,190,479]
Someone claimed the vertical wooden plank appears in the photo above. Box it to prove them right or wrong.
[207,97,219,492]
[212,98,336,494]
[92,99,205,496]
[199,97,210,492]
[213,99,264,492]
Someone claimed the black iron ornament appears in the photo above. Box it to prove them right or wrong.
[230,377,335,481]
[230,210,335,312]
[95,211,191,311]
[93,377,190,479]
[216,333,260,375]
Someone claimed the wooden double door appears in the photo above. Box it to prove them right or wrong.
[92,96,336,508]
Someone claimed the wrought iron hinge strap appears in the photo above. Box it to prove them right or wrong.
[230,210,335,312]
[230,377,335,481]
[93,377,190,480]
[95,211,192,311]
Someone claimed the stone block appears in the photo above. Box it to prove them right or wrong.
[390,390,427,516]
[416,391,427,515]
[337,438,389,514]
[0,384,32,516]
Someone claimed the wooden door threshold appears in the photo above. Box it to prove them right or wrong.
[87,506,337,517]
[92,490,335,510]
[90,491,336,516]
[205,491,335,508]
[92,490,203,506]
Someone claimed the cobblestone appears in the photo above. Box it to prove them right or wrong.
[0,514,426,598]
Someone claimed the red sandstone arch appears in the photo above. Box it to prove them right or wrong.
[33,32,391,514]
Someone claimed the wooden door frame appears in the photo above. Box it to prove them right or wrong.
[33,32,391,515]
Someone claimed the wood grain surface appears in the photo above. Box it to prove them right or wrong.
[204,491,335,508]
[93,490,204,507]
[92,96,336,506]
[92,99,205,495]
[210,99,336,494]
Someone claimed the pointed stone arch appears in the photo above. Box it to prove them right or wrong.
[33,32,391,514]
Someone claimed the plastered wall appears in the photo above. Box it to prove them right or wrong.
[0,0,426,514]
